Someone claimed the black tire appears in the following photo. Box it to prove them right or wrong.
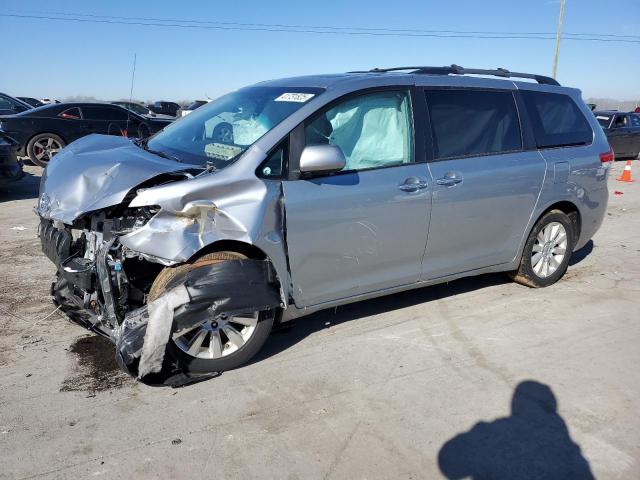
[27,133,65,167]
[510,210,575,288]
[148,252,275,374]
[212,122,234,144]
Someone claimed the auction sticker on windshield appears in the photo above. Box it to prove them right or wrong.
[274,92,315,102]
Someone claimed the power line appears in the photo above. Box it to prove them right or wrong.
[2,13,639,43]
[36,10,640,40]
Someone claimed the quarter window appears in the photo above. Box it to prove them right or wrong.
[58,107,81,119]
[304,90,413,172]
[425,90,522,159]
[259,143,287,179]
[521,91,593,148]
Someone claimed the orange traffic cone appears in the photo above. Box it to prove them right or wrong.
[617,160,634,183]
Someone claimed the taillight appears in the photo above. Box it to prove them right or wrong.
[600,148,614,163]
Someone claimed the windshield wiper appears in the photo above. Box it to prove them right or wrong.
[134,138,183,163]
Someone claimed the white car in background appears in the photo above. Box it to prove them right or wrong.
[179,100,210,117]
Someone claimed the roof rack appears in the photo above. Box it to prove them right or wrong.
[354,64,560,86]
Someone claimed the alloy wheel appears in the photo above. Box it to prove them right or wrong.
[531,222,568,278]
[33,136,62,162]
[172,312,260,359]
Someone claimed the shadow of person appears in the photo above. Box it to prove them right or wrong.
[438,380,594,479]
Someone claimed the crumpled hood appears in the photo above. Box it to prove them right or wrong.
[37,134,195,224]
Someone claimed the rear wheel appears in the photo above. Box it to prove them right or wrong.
[27,133,65,167]
[148,252,275,373]
[510,210,574,288]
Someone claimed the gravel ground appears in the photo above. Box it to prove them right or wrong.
[0,161,638,479]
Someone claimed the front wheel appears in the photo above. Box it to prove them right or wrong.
[510,210,575,288]
[148,252,275,374]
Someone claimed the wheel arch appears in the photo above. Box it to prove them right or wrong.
[186,240,288,308]
[534,200,581,244]
[511,199,582,270]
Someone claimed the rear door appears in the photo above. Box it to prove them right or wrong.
[422,88,546,279]
[81,106,132,136]
[283,89,432,307]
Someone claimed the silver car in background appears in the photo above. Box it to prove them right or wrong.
[36,66,611,378]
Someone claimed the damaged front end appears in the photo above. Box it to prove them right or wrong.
[37,135,286,384]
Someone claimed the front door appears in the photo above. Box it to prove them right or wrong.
[607,114,634,157]
[421,88,546,279]
[283,89,431,307]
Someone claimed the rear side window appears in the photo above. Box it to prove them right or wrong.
[425,90,522,159]
[521,91,593,148]
[631,114,640,128]
[82,106,129,121]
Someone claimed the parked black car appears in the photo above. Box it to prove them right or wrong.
[17,97,45,108]
[147,101,181,117]
[0,93,33,116]
[0,103,172,167]
[594,110,640,159]
[111,101,175,119]
[0,133,24,187]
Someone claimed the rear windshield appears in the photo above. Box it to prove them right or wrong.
[146,86,324,167]
[522,91,593,148]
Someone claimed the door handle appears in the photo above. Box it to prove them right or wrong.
[399,177,428,192]
[436,172,463,186]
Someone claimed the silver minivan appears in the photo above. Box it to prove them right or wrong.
[37,66,611,378]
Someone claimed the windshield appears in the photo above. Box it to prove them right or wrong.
[146,86,324,167]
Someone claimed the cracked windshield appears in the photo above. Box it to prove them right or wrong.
[145,86,324,166]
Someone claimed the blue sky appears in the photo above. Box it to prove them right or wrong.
[1,0,638,102]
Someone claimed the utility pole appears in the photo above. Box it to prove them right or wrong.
[129,53,137,102]
[552,0,566,79]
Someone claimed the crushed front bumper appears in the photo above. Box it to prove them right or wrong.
[39,218,117,336]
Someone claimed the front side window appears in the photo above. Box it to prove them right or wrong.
[521,91,593,148]
[146,86,323,168]
[613,115,628,128]
[304,90,413,172]
[425,90,522,159]
[0,96,14,110]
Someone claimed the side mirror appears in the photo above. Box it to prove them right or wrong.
[299,145,346,174]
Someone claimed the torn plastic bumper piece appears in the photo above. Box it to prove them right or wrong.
[113,259,281,385]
